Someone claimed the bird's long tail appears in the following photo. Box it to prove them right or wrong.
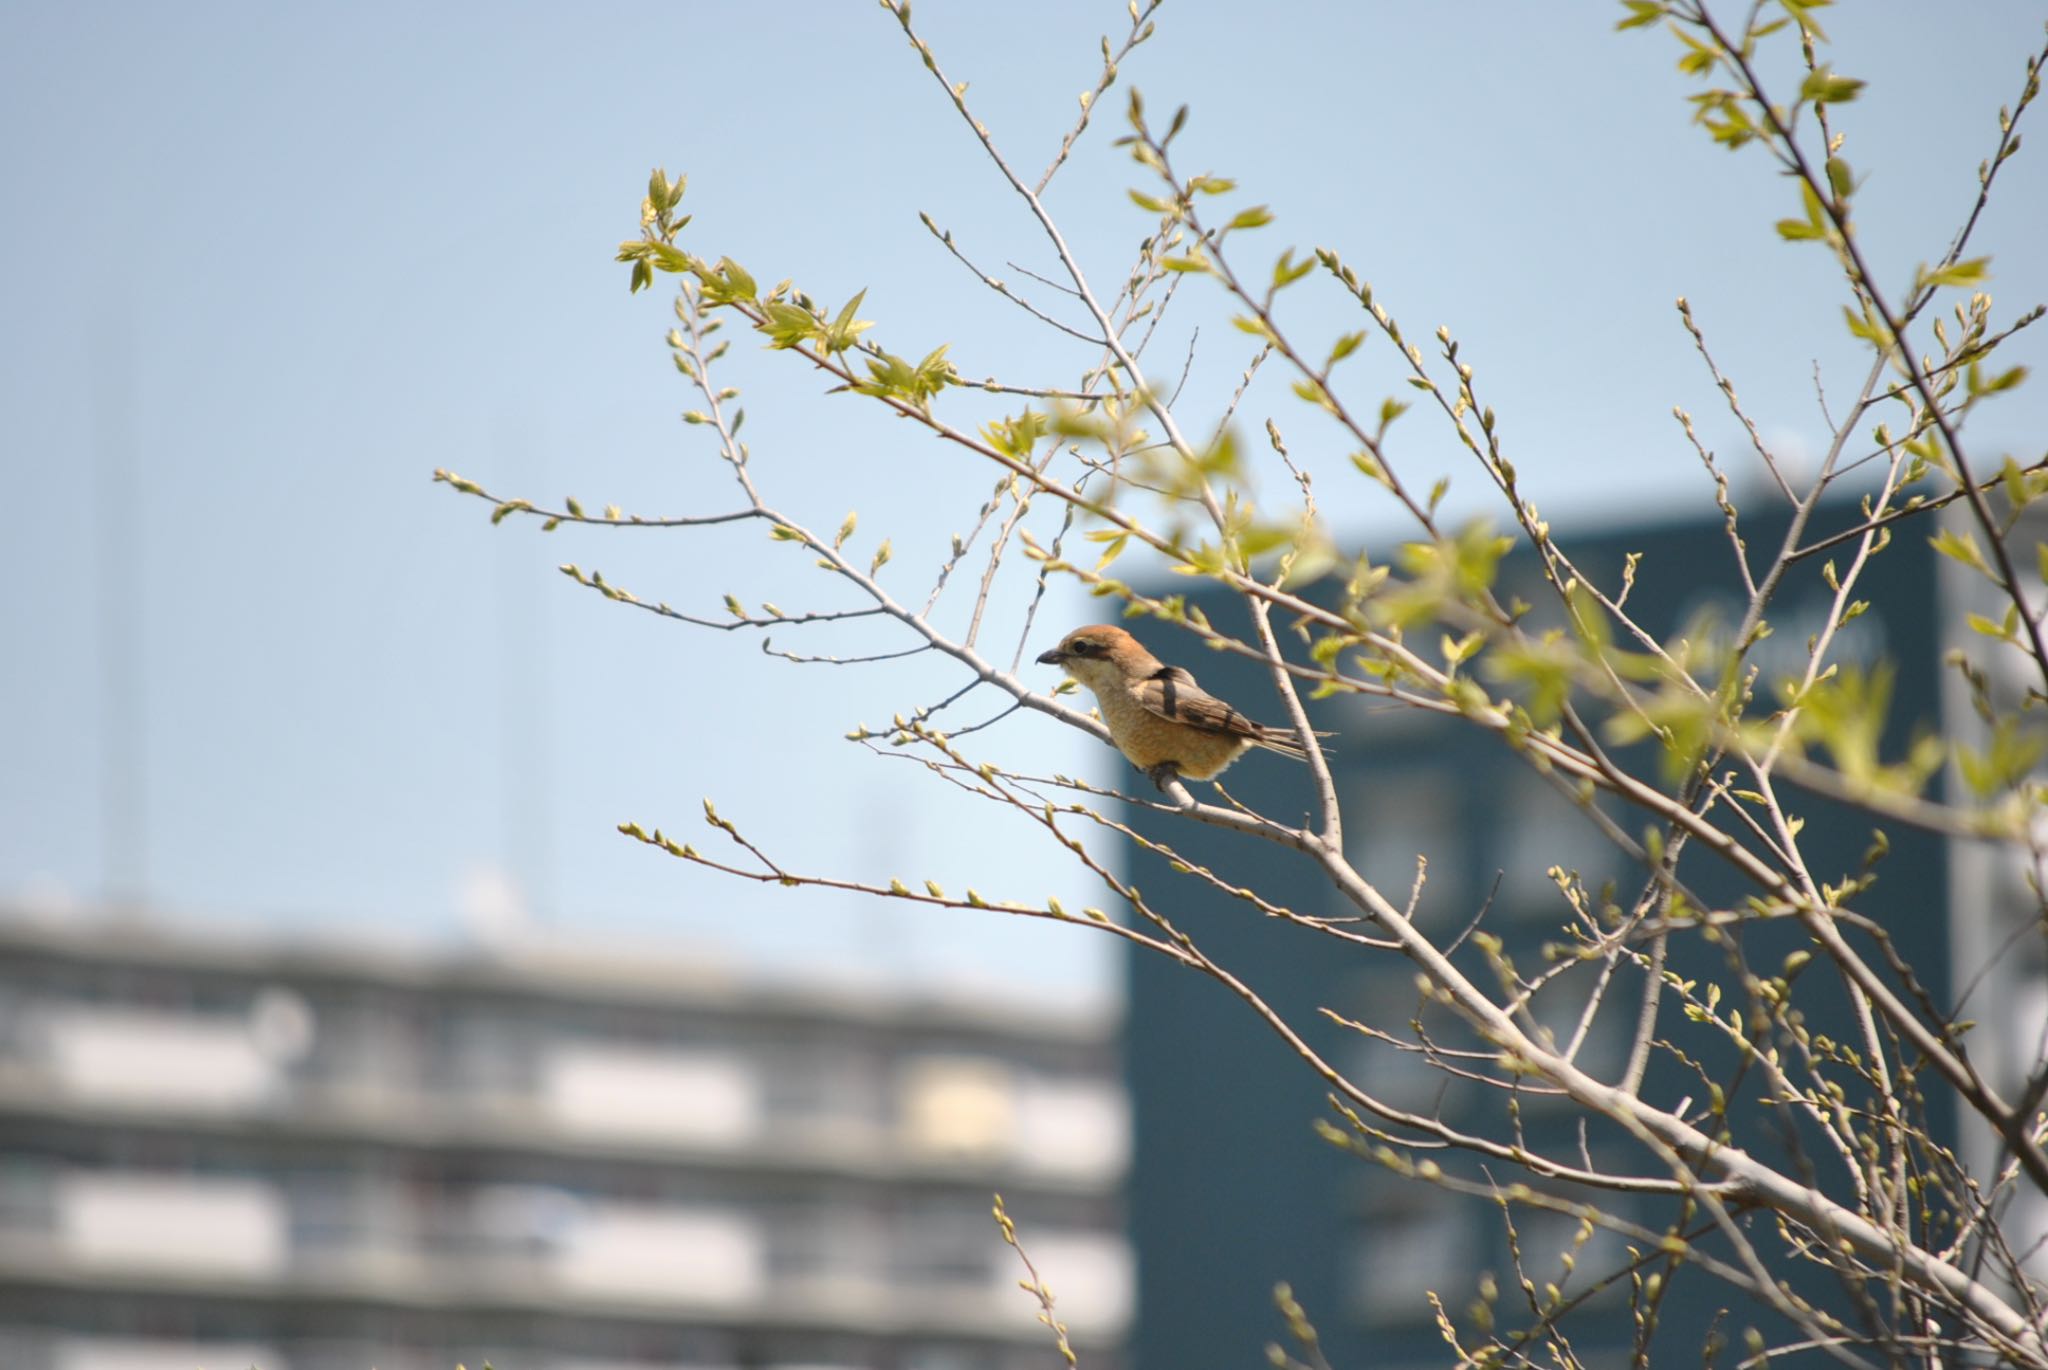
[1252,725,1331,762]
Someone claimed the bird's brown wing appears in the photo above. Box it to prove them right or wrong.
[1134,665,1316,759]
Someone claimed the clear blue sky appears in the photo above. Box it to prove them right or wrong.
[2,3,2043,1005]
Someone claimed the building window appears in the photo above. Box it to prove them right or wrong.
[53,1337,288,1370]
[893,1196,1000,1287]
[553,1203,764,1305]
[1013,1075,1129,1180]
[542,1043,759,1146]
[1493,770,1619,916]
[1345,1196,1471,1324]
[897,1055,1014,1160]
[994,1229,1132,1335]
[57,1170,288,1276]
[1348,771,1466,916]
[764,1198,882,1291]
[40,1007,280,1110]
[762,1041,884,1141]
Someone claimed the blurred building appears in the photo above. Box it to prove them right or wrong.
[1120,502,2033,1368]
[0,914,1129,1370]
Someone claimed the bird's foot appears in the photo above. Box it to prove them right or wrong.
[1145,762,1184,792]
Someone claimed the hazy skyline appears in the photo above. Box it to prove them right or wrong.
[3,3,2043,1004]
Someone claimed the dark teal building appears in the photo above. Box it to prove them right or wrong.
[1121,504,2002,1368]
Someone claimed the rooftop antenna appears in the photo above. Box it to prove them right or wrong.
[497,419,554,930]
[94,322,145,914]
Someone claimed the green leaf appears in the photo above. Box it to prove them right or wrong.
[1968,361,2028,397]
[1441,631,1483,668]
[1272,249,1315,288]
[1228,205,1274,231]
[1957,717,2048,797]
[696,256,757,305]
[822,289,874,353]
[1779,0,1829,42]
[1613,0,1662,30]
[1824,156,1854,201]
[1998,458,2031,511]
[1565,580,1610,654]
[911,344,959,401]
[1930,526,1991,576]
[1673,28,1719,77]
[648,242,692,274]
[1198,430,1243,478]
[1841,303,1892,347]
[1799,66,1865,104]
[759,300,820,350]
[1967,612,2012,640]
[1921,257,1991,290]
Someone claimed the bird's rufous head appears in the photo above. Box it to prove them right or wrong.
[1036,625,1157,685]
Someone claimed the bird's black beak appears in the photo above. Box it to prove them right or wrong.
[1036,648,1065,666]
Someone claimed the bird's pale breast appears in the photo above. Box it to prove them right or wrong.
[1095,685,1251,777]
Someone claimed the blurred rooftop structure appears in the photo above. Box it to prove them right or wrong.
[0,908,1129,1370]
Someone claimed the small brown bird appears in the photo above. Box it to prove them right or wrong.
[1037,624,1321,785]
